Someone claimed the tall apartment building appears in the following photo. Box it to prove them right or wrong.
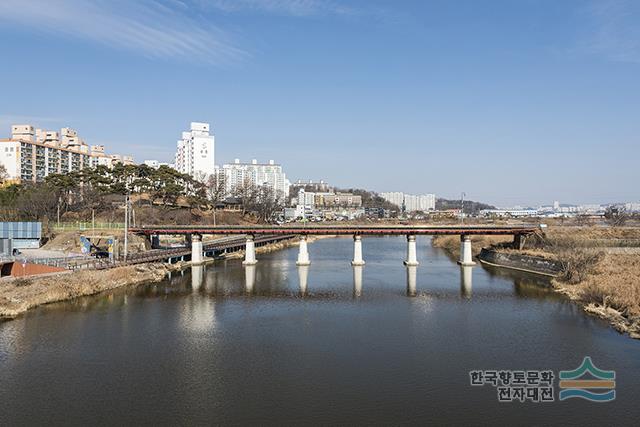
[174,122,215,181]
[0,124,133,184]
[380,192,436,212]
[220,159,290,198]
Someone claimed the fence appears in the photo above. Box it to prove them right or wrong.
[51,222,126,231]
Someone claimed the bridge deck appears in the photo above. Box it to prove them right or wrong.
[131,224,541,236]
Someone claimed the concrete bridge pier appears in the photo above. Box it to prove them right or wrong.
[191,234,204,265]
[351,235,365,266]
[403,235,419,266]
[460,265,472,298]
[458,235,476,266]
[243,235,258,266]
[353,265,363,297]
[296,235,311,266]
[406,265,417,296]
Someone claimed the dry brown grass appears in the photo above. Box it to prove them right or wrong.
[575,254,640,317]
[0,263,170,318]
[431,235,512,257]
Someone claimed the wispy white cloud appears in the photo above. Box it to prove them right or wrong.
[201,0,357,17]
[581,0,640,63]
[0,0,247,64]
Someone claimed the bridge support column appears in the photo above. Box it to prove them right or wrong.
[243,235,257,266]
[513,234,526,250]
[403,235,419,266]
[296,235,311,266]
[191,234,204,265]
[351,235,365,266]
[458,235,476,266]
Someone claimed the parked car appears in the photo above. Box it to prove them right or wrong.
[92,250,110,259]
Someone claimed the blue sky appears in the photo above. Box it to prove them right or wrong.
[1,0,638,206]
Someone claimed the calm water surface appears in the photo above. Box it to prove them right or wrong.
[1,237,639,425]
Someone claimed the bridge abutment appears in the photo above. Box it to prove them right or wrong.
[296,235,311,266]
[458,235,476,266]
[403,235,419,266]
[243,235,258,265]
[351,235,365,266]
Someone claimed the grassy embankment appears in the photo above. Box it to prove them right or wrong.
[432,226,640,339]
[0,263,177,318]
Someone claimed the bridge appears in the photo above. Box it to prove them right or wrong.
[131,224,541,267]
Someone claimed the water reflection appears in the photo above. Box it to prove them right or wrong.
[191,265,204,293]
[298,265,309,296]
[353,266,363,298]
[460,266,473,298]
[245,265,256,294]
[406,266,417,297]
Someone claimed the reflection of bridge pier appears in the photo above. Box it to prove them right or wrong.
[298,265,309,296]
[406,265,417,296]
[245,265,256,294]
[191,265,204,292]
[460,265,473,298]
[353,265,363,297]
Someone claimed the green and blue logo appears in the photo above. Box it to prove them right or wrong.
[559,357,615,402]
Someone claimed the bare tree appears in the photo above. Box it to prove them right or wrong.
[233,176,258,216]
[605,206,629,227]
[0,164,7,183]
[254,186,285,222]
[205,174,226,225]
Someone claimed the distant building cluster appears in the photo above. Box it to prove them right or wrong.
[284,187,364,221]
[380,192,436,212]
[0,124,133,184]
[480,200,640,218]
[218,159,290,198]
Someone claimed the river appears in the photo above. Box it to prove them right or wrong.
[1,236,639,425]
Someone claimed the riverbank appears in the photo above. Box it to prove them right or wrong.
[0,235,330,318]
[0,263,177,319]
[433,227,640,339]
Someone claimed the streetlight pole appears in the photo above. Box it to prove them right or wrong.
[461,192,466,224]
[124,192,129,262]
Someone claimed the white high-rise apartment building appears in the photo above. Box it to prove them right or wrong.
[380,192,436,212]
[0,124,133,183]
[220,159,290,198]
[174,122,215,181]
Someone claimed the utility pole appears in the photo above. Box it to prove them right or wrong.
[461,192,466,224]
[124,193,129,262]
